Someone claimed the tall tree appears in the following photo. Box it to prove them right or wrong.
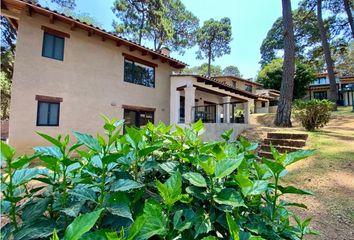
[196,18,232,77]
[112,0,198,53]
[182,63,222,77]
[275,0,296,127]
[222,65,242,77]
[316,0,338,109]
[343,0,354,38]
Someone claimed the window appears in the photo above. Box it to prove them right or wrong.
[313,91,327,100]
[124,59,155,88]
[42,32,65,61]
[261,102,266,108]
[37,101,60,126]
[124,109,154,129]
[311,77,329,85]
[245,84,253,92]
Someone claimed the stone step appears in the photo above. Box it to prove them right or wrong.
[263,138,306,148]
[260,144,303,153]
[258,150,273,159]
[267,132,308,140]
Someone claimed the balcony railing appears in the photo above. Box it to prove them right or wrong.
[191,102,245,124]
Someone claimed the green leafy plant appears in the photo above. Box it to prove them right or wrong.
[293,99,335,131]
[1,117,318,239]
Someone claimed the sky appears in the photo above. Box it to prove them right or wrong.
[40,0,301,79]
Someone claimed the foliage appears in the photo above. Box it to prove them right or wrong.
[182,63,222,77]
[196,18,232,76]
[335,41,354,76]
[1,72,11,119]
[0,118,317,239]
[112,0,199,53]
[293,99,335,131]
[58,8,102,27]
[222,65,242,77]
[257,59,316,99]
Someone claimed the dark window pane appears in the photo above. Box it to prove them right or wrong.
[42,32,54,58]
[124,109,137,128]
[42,32,64,61]
[53,36,64,60]
[38,102,49,125]
[123,58,155,88]
[49,103,59,125]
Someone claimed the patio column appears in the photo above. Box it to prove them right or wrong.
[265,100,270,113]
[344,92,348,106]
[170,88,180,124]
[223,96,231,123]
[216,104,223,123]
[243,101,251,124]
[185,85,196,124]
[349,91,353,106]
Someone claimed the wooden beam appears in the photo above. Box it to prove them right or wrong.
[101,36,106,41]
[122,53,158,68]
[152,54,158,60]
[141,50,148,56]
[70,22,76,30]
[161,58,167,63]
[25,5,32,16]
[88,29,93,36]
[122,104,156,112]
[35,95,63,103]
[49,14,54,24]
[129,46,136,52]
[41,26,70,38]
[116,41,122,47]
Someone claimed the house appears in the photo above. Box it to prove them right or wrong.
[1,0,187,153]
[305,73,354,106]
[214,76,279,113]
[1,0,281,153]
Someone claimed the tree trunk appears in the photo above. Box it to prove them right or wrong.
[275,0,296,127]
[207,45,211,77]
[343,0,354,38]
[317,0,338,110]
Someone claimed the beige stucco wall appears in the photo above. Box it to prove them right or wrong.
[9,13,175,154]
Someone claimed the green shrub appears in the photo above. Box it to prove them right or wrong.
[0,117,318,239]
[293,99,334,131]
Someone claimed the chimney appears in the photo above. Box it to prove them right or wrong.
[159,47,171,56]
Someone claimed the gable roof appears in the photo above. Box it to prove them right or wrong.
[1,0,187,69]
[172,74,260,99]
[214,76,263,87]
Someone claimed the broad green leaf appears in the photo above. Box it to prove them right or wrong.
[111,179,144,192]
[73,131,101,152]
[108,202,133,221]
[69,185,97,202]
[278,185,313,195]
[215,153,244,179]
[134,200,168,240]
[138,146,160,157]
[182,172,207,187]
[214,188,245,208]
[194,210,213,238]
[186,186,208,201]
[198,155,216,176]
[241,180,268,196]
[226,212,239,240]
[102,153,121,165]
[1,141,15,161]
[156,171,182,206]
[127,216,146,240]
[12,155,36,169]
[81,229,121,240]
[22,198,50,223]
[34,146,63,159]
[263,158,285,176]
[1,200,10,214]
[192,119,204,134]
[12,168,47,186]
[201,237,218,240]
[173,209,195,232]
[36,132,62,148]
[60,201,84,217]
[284,149,315,166]
[221,129,233,141]
[14,220,56,239]
[125,127,142,149]
[64,208,103,240]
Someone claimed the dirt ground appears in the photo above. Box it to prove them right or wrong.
[243,107,354,240]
